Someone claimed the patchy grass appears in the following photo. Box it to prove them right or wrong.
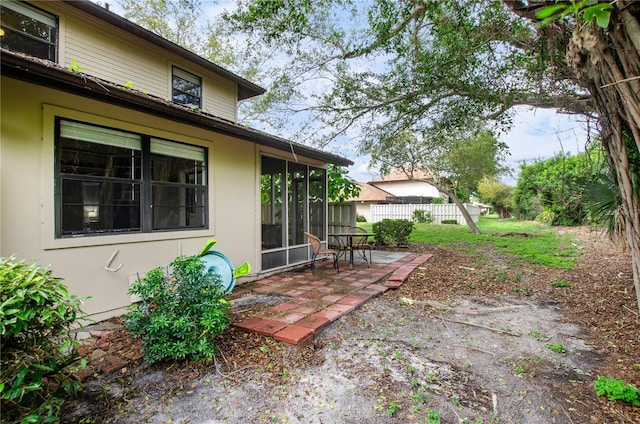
[360,216,577,269]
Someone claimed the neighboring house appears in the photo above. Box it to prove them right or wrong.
[368,168,443,201]
[0,0,352,321]
[349,182,394,223]
[350,169,446,221]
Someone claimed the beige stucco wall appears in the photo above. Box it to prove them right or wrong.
[355,202,373,223]
[0,77,258,321]
[40,1,238,122]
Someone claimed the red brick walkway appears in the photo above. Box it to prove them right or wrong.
[230,253,433,345]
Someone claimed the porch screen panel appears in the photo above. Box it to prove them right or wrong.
[288,162,306,246]
[308,167,326,239]
[261,156,285,250]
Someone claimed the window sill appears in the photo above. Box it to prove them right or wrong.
[42,228,214,250]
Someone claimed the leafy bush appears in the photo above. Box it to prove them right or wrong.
[441,219,458,225]
[594,376,640,406]
[356,213,367,222]
[372,219,415,246]
[412,209,434,224]
[535,208,555,224]
[1,257,87,424]
[431,197,444,204]
[127,255,231,364]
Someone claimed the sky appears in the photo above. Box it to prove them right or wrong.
[106,0,593,188]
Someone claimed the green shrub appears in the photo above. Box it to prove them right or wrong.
[441,219,458,225]
[372,219,415,246]
[594,376,640,406]
[1,257,87,424]
[127,255,230,364]
[412,209,434,224]
[431,197,444,204]
[356,214,367,222]
[535,208,555,224]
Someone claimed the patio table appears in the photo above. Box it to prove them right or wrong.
[328,232,375,269]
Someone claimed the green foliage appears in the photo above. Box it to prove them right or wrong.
[545,343,566,354]
[356,213,367,222]
[120,0,207,54]
[477,176,513,218]
[441,219,458,225]
[551,279,570,287]
[127,255,230,364]
[372,219,415,246]
[327,164,361,203]
[412,209,433,224]
[513,146,609,226]
[594,376,640,407]
[385,400,402,417]
[536,1,613,29]
[68,59,85,73]
[1,257,87,424]
[426,409,441,423]
[431,197,444,205]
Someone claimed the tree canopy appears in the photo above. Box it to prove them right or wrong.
[221,0,640,312]
[119,0,640,312]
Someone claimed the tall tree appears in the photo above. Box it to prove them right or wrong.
[118,0,239,68]
[223,0,640,312]
[477,176,513,219]
[367,128,508,234]
[507,1,640,313]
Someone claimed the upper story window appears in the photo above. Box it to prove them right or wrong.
[56,118,208,237]
[1,0,58,61]
[172,66,202,109]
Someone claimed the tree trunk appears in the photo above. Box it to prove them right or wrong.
[568,2,640,313]
[424,179,481,234]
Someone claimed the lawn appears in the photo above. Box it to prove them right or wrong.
[360,215,578,269]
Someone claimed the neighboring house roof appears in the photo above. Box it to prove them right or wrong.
[66,0,265,101]
[349,182,394,202]
[370,168,432,183]
[1,49,353,167]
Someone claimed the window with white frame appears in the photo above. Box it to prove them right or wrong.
[172,66,202,109]
[1,0,58,61]
[56,118,207,237]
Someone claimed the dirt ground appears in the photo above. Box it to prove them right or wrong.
[62,226,639,423]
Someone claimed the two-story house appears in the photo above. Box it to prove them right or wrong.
[0,0,352,321]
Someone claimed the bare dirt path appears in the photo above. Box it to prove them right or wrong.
[63,227,639,423]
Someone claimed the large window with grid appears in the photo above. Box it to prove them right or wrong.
[56,118,207,237]
[1,0,58,61]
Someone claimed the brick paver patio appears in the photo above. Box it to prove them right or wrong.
[229,252,433,345]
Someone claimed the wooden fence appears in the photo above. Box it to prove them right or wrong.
[328,202,356,234]
[370,203,480,224]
